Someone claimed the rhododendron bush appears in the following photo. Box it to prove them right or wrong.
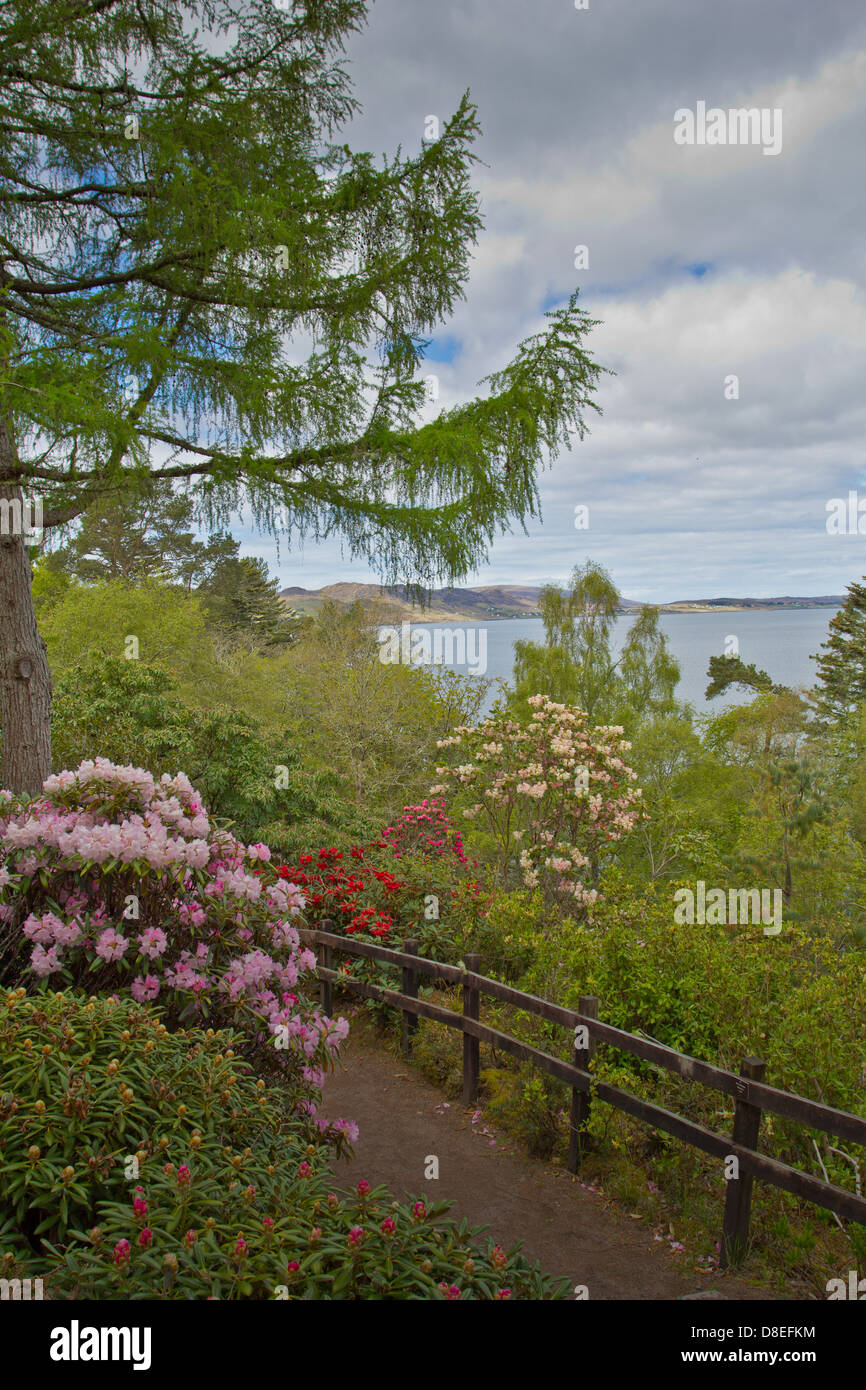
[380,799,470,867]
[430,695,643,909]
[274,803,486,1026]
[1,990,563,1301]
[277,801,485,968]
[0,760,348,1090]
[283,846,407,942]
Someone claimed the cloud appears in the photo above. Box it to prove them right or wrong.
[230,0,866,602]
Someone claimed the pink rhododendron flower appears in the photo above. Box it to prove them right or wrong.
[1,758,350,1106]
[30,943,62,976]
[95,927,129,962]
[131,974,160,1002]
[138,927,168,958]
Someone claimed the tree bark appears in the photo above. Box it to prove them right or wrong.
[0,417,52,797]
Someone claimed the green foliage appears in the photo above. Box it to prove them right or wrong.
[42,480,236,589]
[31,557,71,614]
[410,1013,466,1099]
[44,1176,561,1301]
[705,653,780,700]
[39,581,217,693]
[409,873,865,1278]
[616,710,738,884]
[199,554,310,651]
[511,562,679,727]
[454,885,547,983]
[286,601,485,821]
[1,989,561,1299]
[615,605,681,726]
[510,879,866,1171]
[49,654,360,852]
[512,560,620,714]
[812,579,866,723]
[0,988,327,1257]
[32,578,483,850]
[482,1066,564,1160]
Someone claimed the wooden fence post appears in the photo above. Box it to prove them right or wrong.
[319,941,333,1016]
[462,952,481,1105]
[568,995,598,1174]
[402,937,419,1058]
[720,1056,766,1269]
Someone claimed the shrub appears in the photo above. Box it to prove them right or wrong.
[453,885,548,984]
[381,799,469,866]
[0,759,347,1091]
[283,845,408,942]
[430,695,643,909]
[49,654,365,855]
[45,1181,561,1300]
[502,876,866,1186]
[275,825,487,1026]
[0,989,353,1260]
[0,990,564,1300]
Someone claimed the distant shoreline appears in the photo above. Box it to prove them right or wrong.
[281,583,843,623]
[360,609,841,624]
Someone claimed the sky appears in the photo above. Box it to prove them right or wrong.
[244,0,866,604]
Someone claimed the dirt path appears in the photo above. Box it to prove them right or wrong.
[322,1019,783,1302]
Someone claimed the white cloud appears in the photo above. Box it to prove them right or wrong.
[224,1,866,603]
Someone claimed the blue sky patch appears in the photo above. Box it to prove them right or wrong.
[420,335,461,364]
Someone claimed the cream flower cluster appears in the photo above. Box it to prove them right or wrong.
[432,695,643,908]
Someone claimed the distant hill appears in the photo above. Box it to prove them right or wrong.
[280,583,843,620]
[652,595,843,613]
[281,582,556,620]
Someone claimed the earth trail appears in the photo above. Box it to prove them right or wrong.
[322,1020,783,1301]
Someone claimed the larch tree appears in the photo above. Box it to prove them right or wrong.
[0,0,608,794]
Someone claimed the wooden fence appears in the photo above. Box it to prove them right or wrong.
[300,923,866,1269]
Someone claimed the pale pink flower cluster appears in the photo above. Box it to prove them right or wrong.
[31,944,62,976]
[266,878,305,916]
[271,919,300,949]
[0,759,350,1102]
[2,804,210,873]
[269,1006,348,1059]
[432,696,643,910]
[329,1117,360,1144]
[131,974,160,1002]
[23,911,83,950]
[139,926,168,958]
[95,927,129,962]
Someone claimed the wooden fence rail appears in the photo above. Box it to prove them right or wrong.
[299,924,866,1268]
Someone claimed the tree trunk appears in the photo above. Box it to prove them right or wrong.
[0,419,52,797]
